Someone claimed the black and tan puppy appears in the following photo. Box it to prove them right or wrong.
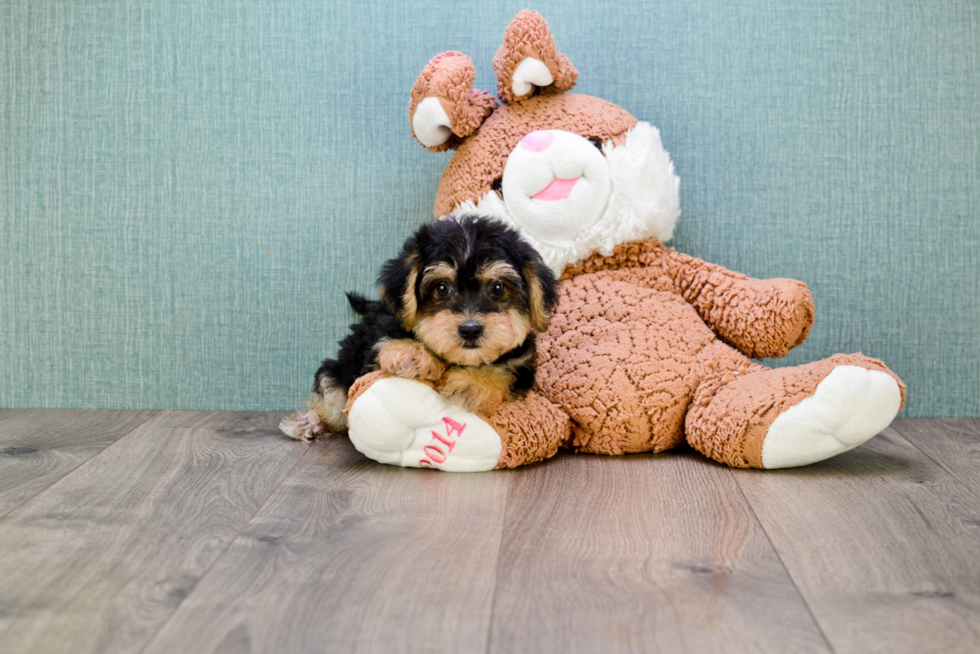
[280,215,558,441]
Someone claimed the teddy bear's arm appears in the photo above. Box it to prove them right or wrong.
[656,249,815,359]
[563,240,814,359]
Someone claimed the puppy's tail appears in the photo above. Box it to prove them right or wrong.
[346,292,373,315]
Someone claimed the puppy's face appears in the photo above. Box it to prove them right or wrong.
[379,216,558,366]
[413,257,530,367]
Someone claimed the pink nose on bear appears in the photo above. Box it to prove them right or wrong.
[520,130,554,152]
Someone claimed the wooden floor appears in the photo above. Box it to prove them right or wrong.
[1,412,979,653]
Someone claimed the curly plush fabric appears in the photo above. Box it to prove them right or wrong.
[433,94,637,217]
[435,93,637,218]
[493,9,578,104]
[409,51,497,152]
[685,349,906,467]
[345,239,905,469]
[533,241,905,462]
[559,239,815,358]
[342,9,907,471]
[489,391,570,469]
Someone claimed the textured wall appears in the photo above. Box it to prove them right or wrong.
[2,0,978,416]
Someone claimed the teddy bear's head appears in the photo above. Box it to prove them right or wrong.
[409,10,681,274]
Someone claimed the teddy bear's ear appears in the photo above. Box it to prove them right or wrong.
[409,52,498,151]
[493,10,578,105]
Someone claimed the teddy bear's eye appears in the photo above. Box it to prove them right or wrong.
[491,177,504,198]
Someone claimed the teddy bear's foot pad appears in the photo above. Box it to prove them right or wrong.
[761,365,902,469]
[347,377,503,472]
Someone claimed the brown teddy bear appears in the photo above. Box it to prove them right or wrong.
[341,10,905,472]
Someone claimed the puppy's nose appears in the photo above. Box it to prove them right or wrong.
[520,130,554,152]
[458,321,484,341]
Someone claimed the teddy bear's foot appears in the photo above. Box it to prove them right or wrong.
[760,365,902,468]
[346,377,504,471]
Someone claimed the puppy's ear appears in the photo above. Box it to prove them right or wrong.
[379,239,421,331]
[522,257,559,332]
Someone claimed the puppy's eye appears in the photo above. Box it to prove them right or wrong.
[488,281,505,298]
[434,282,451,298]
[588,137,605,150]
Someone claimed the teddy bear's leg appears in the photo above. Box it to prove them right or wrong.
[685,342,905,469]
[344,372,570,471]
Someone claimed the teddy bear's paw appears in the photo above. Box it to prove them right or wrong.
[346,377,503,472]
[761,365,902,469]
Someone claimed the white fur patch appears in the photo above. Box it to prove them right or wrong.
[449,121,681,275]
[761,366,902,468]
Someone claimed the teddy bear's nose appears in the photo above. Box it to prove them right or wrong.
[520,130,554,152]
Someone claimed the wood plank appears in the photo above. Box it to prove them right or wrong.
[0,409,156,516]
[488,450,829,654]
[141,437,510,654]
[891,418,980,500]
[733,426,980,654]
[0,411,310,654]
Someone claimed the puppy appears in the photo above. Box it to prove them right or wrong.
[280,214,559,441]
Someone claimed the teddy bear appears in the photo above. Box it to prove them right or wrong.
[339,10,906,472]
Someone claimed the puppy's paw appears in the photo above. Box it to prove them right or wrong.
[279,409,326,441]
[378,340,446,381]
[438,367,509,415]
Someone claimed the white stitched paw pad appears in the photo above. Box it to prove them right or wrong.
[761,365,902,469]
[346,377,503,472]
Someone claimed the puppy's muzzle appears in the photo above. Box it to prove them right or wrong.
[457,320,484,347]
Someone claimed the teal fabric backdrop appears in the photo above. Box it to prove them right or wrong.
[2,0,978,416]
